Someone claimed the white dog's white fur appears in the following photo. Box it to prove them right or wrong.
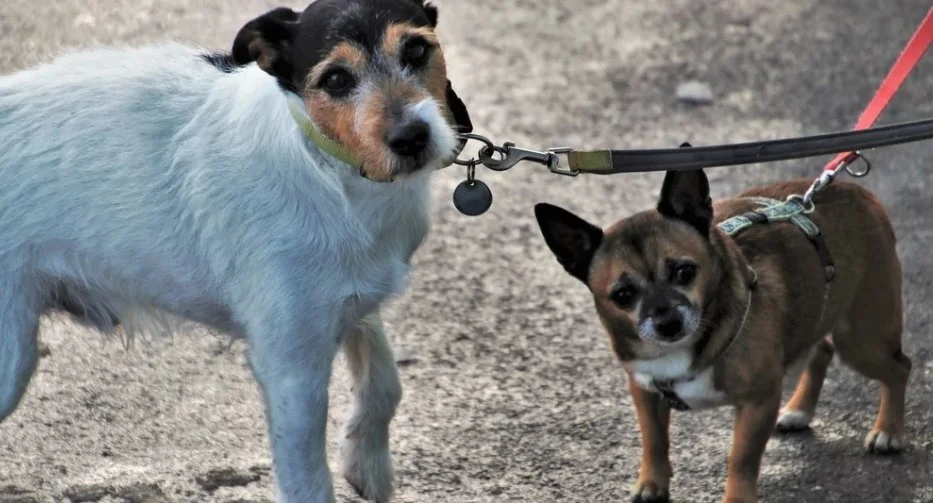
[0,42,457,503]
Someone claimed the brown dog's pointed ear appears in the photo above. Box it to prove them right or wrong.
[657,169,713,236]
[232,7,300,87]
[534,203,604,284]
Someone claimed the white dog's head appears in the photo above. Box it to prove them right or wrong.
[232,0,473,181]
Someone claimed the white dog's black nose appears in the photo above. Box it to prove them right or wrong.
[388,120,430,157]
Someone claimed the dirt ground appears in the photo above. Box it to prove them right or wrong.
[2,0,933,502]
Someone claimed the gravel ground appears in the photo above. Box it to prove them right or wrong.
[1,1,932,502]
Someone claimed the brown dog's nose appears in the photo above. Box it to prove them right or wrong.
[649,304,684,339]
[388,120,430,157]
[655,316,683,339]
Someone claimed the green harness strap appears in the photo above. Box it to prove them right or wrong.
[717,196,836,291]
[717,197,819,238]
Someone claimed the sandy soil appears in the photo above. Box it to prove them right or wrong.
[1,0,932,502]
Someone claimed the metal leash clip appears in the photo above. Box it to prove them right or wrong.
[801,151,872,207]
[478,143,576,175]
[454,133,575,175]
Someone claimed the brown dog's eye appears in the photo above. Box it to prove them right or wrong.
[611,285,639,309]
[672,263,697,286]
[402,39,430,68]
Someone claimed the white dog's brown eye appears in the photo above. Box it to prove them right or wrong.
[673,263,697,286]
[321,69,355,96]
[402,40,430,68]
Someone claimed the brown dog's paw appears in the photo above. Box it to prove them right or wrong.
[631,480,670,503]
[774,409,813,433]
[864,429,905,455]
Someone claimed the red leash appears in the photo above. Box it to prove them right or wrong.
[824,4,933,172]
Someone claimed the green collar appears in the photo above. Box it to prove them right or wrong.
[288,103,364,170]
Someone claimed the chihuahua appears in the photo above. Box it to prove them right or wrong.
[535,169,910,503]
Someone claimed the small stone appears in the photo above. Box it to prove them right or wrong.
[676,81,714,105]
[38,343,51,358]
[72,13,96,27]
[394,347,419,366]
[195,467,261,492]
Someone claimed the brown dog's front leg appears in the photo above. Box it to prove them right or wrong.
[723,394,780,503]
[628,376,672,503]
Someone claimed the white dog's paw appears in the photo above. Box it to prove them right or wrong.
[775,409,813,433]
[340,434,394,502]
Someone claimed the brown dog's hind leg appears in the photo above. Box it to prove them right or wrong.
[835,328,911,453]
[832,270,911,454]
[628,377,672,503]
[775,337,835,433]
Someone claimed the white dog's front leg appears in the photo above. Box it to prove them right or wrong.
[340,312,402,503]
[247,317,339,503]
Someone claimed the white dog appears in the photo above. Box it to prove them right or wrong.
[0,1,472,502]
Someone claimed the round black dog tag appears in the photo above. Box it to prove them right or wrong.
[453,179,492,216]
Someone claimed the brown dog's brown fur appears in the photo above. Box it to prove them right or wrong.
[536,173,910,503]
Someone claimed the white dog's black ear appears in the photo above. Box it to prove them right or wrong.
[534,203,604,284]
[657,169,713,237]
[413,0,439,26]
[232,7,301,85]
[446,80,472,135]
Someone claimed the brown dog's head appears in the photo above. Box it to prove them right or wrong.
[535,170,730,360]
[231,0,472,181]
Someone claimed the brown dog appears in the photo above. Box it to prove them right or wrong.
[534,169,911,503]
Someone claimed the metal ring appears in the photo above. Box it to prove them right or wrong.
[845,151,872,178]
[454,133,497,167]
[789,194,817,213]
[477,144,507,168]
[466,160,476,182]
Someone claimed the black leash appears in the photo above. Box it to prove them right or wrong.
[566,117,933,174]
[450,118,933,216]
[455,117,933,176]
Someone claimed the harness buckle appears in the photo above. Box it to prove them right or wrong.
[653,379,691,411]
